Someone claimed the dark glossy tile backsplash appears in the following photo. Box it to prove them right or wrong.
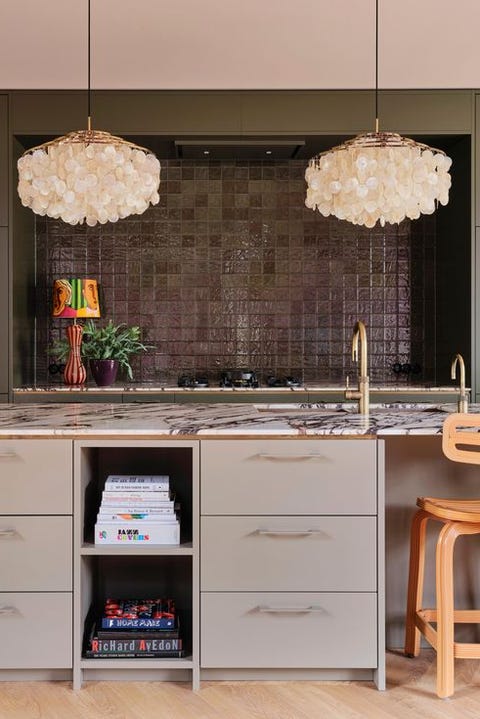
[35,159,435,385]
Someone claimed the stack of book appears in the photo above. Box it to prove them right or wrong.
[84,598,185,658]
[94,475,180,544]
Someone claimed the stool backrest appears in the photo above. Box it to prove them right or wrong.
[443,413,480,464]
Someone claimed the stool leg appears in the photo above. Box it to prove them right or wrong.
[436,521,459,699]
[405,509,429,657]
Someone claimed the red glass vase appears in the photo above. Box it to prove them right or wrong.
[63,323,86,385]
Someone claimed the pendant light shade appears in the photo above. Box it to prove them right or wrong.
[305,132,452,228]
[17,129,161,226]
[305,1,452,228]
[17,1,161,227]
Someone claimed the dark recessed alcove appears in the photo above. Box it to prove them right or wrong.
[12,132,471,388]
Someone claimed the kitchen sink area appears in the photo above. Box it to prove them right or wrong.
[253,402,456,413]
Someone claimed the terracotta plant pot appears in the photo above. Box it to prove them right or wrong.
[89,359,119,387]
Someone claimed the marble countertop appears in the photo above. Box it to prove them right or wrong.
[13,384,464,394]
[0,401,473,437]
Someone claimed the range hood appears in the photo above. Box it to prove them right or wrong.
[174,138,305,160]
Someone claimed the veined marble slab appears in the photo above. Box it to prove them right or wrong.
[0,402,475,437]
[13,384,466,394]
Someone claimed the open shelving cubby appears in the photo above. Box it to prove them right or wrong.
[73,439,199,689]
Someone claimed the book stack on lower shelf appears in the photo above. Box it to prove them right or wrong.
[94,475,180,544]
[84,598,185,658]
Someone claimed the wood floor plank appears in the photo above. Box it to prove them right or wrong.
[1,652,480,719]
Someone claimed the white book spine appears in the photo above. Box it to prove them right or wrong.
[106,475,170,482]
[104,490,170,494]
[105,475,170,490]
[95,522,180,545]
[97,513,178,522]
[102,491,171,500]
[97,506,175,515]
[100,497,175,506]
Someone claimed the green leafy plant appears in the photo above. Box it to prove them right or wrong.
[50,320,152,380]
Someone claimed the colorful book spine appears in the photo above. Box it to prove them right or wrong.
[97,506,175,515]
[98,598,177,627]
[95,521,180,545]
[101,617,175,629]
[90,637,182,652]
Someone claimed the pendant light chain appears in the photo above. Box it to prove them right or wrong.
[375,0,379,133]
[87,0,91,130]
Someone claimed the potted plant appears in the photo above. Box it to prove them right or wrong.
[50,320,152,386]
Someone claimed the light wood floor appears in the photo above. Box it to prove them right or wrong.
[2,651,480,719]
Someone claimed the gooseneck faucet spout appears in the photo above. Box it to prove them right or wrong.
[451,353,468,413]
[344,320,369,415]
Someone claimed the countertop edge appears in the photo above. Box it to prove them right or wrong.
[0,401,459,438]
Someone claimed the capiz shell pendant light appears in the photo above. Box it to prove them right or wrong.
[17,1,160,227]
[305,0,452,228]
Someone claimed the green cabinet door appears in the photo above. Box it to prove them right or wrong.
[0,95,6,227]
[0,228,7,395]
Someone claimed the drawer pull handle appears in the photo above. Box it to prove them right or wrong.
[258,605,325,614]
[256,529,324,537]
[0,529,18,539]
[0,450,18,460]
[0,606,20,616]
[256,453,328,462]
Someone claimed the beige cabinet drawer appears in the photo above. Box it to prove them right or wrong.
[201,516,376,591]
[201,440,376,514]
[0,517,72,591]
[0,592,72,668]
[201,592,377,668]
[0,440,72,514]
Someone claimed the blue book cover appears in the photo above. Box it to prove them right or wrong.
[101,616,175,629]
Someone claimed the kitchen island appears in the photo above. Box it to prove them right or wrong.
[0,399,462,436]
[0,402,476,691]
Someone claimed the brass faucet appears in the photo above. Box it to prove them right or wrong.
[450,353,469,413]
[345,320,369,415]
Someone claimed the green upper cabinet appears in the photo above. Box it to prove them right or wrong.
[476,94,480,226]
[0,97,7,396]
[0,227,7,394]
[0,95,7,226]
[9,90,473,138]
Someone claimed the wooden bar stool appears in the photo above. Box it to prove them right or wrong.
[405,413,480,698]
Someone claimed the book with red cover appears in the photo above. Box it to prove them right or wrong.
[100,598,176,630]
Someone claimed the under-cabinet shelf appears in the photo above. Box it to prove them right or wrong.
[80,657,194,669]
[80,542,194,556]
